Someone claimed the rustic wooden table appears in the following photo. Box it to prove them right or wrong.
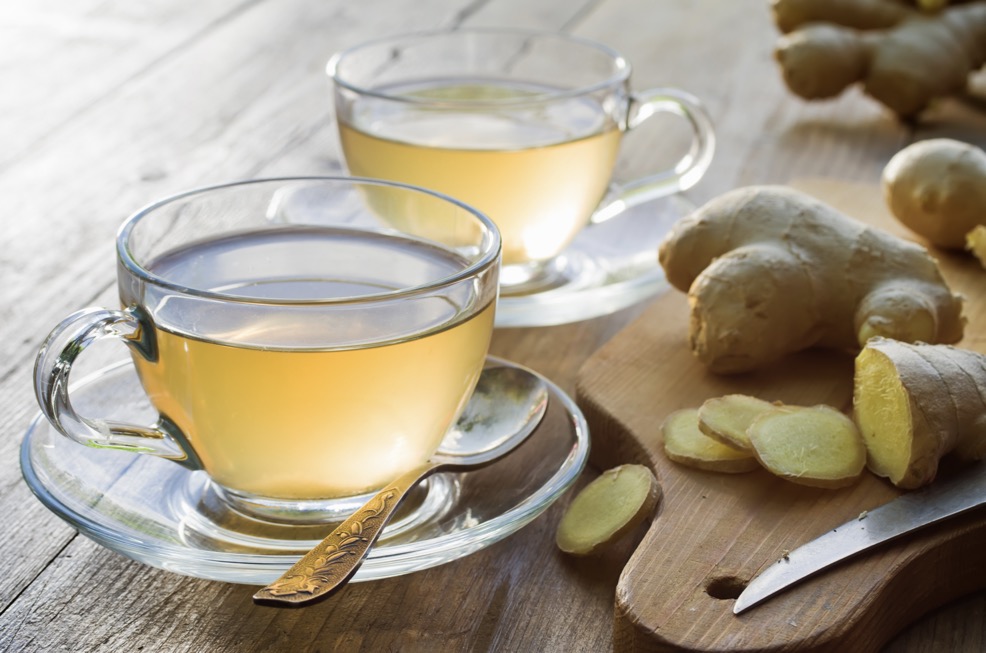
[2,0,985,651]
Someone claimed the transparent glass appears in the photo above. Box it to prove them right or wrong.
[33,177,500,524]
[21,356,588,584]
[328,28,715,322]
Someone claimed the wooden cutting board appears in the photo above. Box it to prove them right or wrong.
[575,179,986,653]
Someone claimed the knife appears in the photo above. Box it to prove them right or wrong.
[733,461,986,614]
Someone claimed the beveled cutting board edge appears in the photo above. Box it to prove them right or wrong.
[610,506,986,653]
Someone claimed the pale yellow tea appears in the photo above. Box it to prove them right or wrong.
[339,81,622,266]
[132,227,494,500]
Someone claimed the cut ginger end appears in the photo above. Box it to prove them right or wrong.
[853,339,986,489]
[853,347,914,487]
[969,225,986,269]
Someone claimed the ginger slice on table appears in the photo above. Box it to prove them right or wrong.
[555,464,661,556]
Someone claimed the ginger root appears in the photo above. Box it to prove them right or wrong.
[772,0,986,117]
[882,138,986,257]
[555,464,661,556]
[658,186,964,374]
[773,0,912,34]
[854,338,986,489]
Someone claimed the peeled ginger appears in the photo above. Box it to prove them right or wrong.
[662,396,865,489]
[661,408,759,473]
[748,405,865,489]
[555,464,661,556]
[697,394,777,451]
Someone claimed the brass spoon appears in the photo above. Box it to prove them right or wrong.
[253,364,549,607]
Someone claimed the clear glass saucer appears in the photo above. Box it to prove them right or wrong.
[494,193,693,327]
[20,356,588,585]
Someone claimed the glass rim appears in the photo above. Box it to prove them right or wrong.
[326,27,631,107]
[116,176,501,306]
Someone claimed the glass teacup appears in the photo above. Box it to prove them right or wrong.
[34,177,500,523]
[328,28,715,298]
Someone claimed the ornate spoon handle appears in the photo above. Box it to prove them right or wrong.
[253,461,439,607]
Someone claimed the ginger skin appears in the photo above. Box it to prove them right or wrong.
[883,138,986,253]
[854,338,986,489]
[773,0,912,35]
[658,186,964,374]
[773,1,986,117]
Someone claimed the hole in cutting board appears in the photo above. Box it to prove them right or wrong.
[706,575,747,600]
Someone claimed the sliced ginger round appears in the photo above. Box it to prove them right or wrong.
[662,408,760,473]
[748,405,865,489]
[555,464,660,556]
[698,394,777,450]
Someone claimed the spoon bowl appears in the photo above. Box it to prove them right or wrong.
[253,364,549,607]
[434,365,549,466]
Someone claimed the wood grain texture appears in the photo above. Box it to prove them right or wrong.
[576,179,986,652]
[3,0,986,650]
[0,2,634,650]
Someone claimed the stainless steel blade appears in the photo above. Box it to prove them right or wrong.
[733,462,986,614]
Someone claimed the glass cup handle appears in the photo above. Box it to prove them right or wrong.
[33,306,201,469]
[592,87,716,224]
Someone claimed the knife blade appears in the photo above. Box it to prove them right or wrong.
[733,462,986,614]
